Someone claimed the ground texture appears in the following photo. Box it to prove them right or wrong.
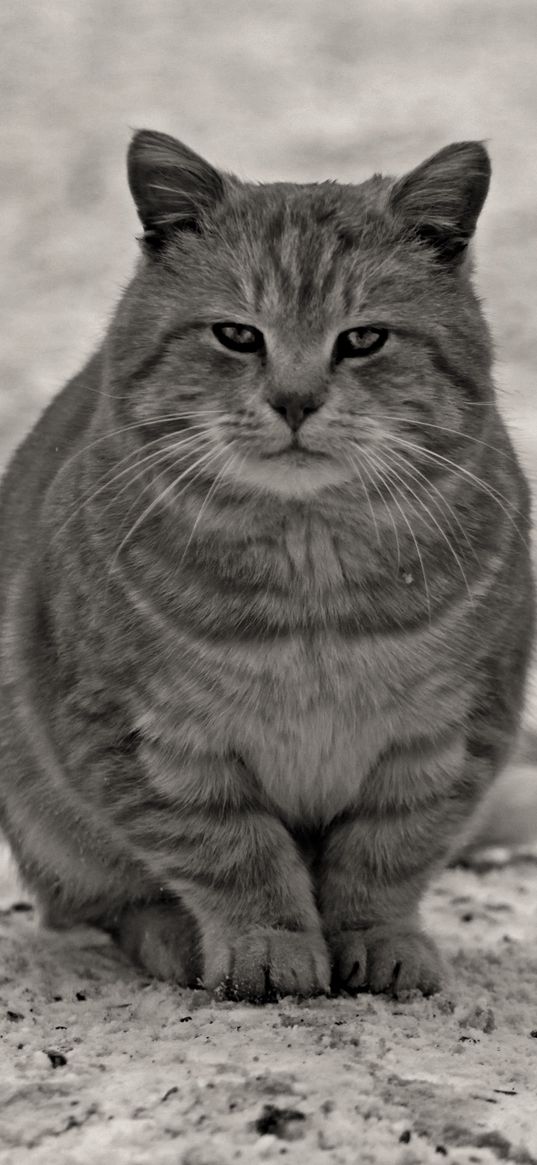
[2,845,537,1165]
[1,2,537,1162]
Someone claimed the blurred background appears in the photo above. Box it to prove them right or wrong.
[0,0,535,817]
[1,0,536,465]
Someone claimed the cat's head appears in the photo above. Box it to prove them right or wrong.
[108,130,492,501]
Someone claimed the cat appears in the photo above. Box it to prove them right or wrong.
[0,130,534,1001]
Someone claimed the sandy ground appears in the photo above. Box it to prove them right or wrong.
[1,2,537,1162]
[2,843,537,1165]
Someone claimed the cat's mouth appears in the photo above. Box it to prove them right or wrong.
[262,445,328,460]
[231,441,353,497]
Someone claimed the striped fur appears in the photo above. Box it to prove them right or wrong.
[0,135,533,999]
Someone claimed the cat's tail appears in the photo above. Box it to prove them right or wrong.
[456,654,536,859]
[465,727,537,851]
[462,665,537,852]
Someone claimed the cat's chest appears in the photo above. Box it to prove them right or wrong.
[133,614,464,824]
[217,633,456,820]
[225,636,388,821]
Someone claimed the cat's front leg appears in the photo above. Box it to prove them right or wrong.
[319,735,484,996]
[119,901,330,1002]
[116,755,330,1001]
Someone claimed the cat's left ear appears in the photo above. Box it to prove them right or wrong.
[127,129,226,248]
[389,142,491,262]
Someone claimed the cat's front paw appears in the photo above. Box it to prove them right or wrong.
[330,925,444,996]
[205,927,331,1002]
[116,902,201,985]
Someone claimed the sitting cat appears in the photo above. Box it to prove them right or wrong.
[0,131,533,999]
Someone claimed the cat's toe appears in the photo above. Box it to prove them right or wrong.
[366,926,443,995]
[206,927,330,1002]
[329,931,368,992]
[330,926,444,997]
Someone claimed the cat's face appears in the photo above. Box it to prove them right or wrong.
[109,134,492,501]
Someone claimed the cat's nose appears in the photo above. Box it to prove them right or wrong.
[267,393,324,432]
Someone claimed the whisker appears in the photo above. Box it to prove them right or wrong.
[389,435,528,547]
[109,444,219,572]
[382,445,477,559]
[378,447,474,605]
[356,446,402,570]
[53,427,212,541]
[179,449,240,565]
[457,399,505,407]
[373,414,512,459]
[92,437,211,528]
[389,435,517,508]
[360,446,432,621]
[56,410,220,478]
[346,451,381,548]
[107,433,216,547]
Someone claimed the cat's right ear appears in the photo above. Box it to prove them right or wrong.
[127,130,226,249]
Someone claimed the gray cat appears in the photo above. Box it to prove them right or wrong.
[0,131,533,999]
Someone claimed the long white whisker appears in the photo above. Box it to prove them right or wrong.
[389,435,527,546]
[373,414,511,459]
[357,446,402,570]
[53,428,212,541]
[378,447,474,606]
[108,433,216,546]
[383,445,477,558]
[361,446,432,621]
[94,437,212,526]
[346,451,381,548]
[109,444,219,571]
[390,435,516,508]
[179,450,240,565]
[56,411,220,478]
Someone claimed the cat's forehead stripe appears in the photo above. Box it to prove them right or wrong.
[225,190,381,319]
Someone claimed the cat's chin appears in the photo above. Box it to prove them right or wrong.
[229,450,356,499]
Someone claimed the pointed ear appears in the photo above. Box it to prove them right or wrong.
[127,129,226,247]
[389,142,491,262]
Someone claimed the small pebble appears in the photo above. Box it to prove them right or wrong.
[318,1127,340,1150]
[254,1103,306,1141]
[181,1145,230,1165]
[254,1134,279,1158]
[458,1005,496,1033]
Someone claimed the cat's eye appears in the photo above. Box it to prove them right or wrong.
[335,327,388,360]
[212,322,264,354]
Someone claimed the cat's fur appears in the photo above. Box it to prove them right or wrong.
[0,132,533,999]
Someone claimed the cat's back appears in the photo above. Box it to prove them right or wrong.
[0,351,102,601]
